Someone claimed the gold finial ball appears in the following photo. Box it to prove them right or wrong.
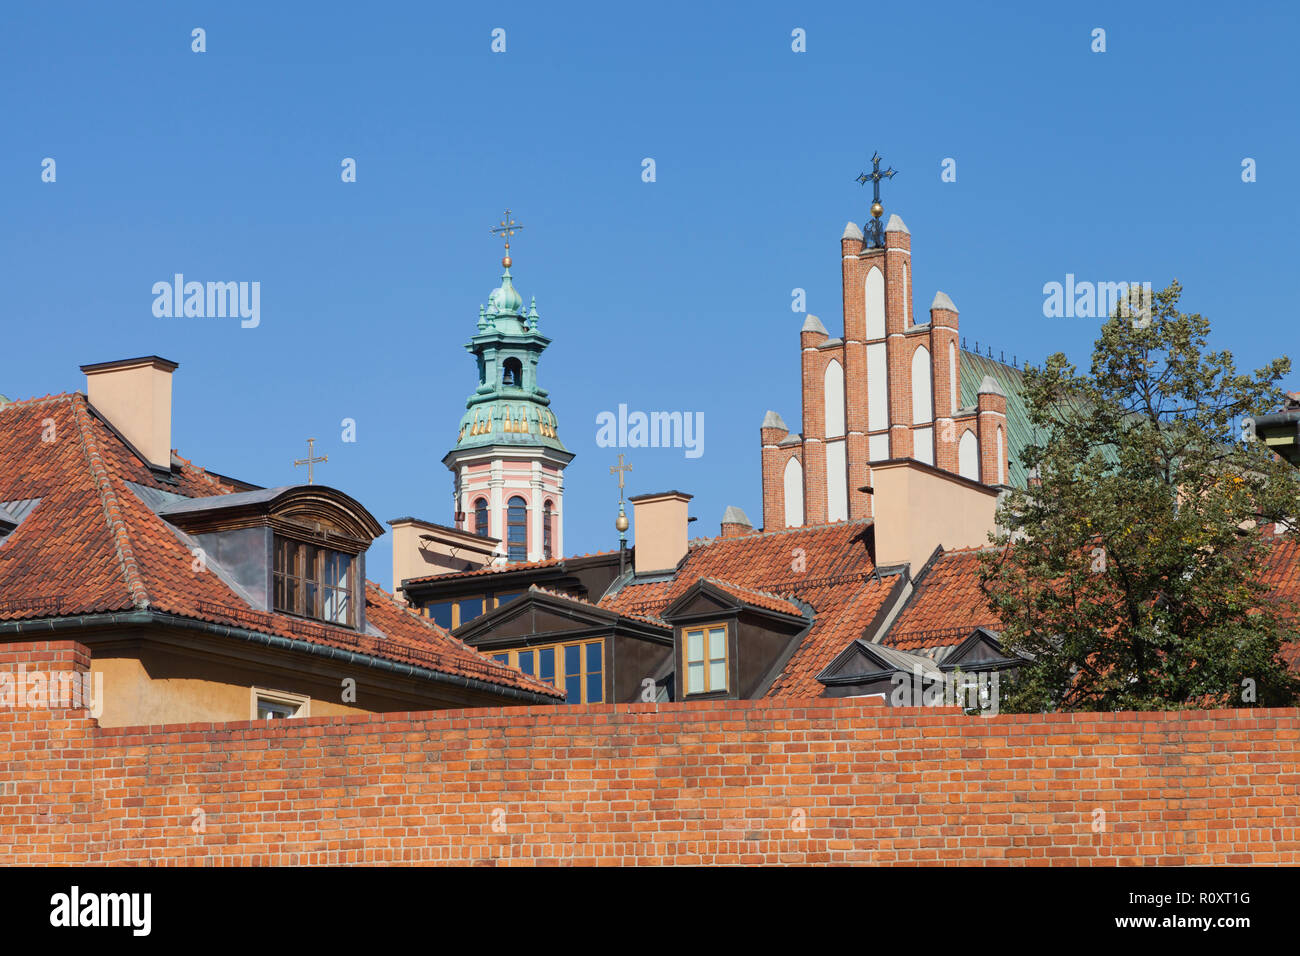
[616,512,629,532]
[502,255,512,268]
[871,201,884,219]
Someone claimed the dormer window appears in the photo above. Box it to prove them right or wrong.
[684,624,728,695]
[273,536,354,626]
[502,358,522,387]
[156,484,384,632]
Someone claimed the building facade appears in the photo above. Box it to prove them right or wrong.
[759,213,1023,530]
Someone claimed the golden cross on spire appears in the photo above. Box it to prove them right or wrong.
[490,209,524,267]
[610,453,632,501]
[294,438,328,485]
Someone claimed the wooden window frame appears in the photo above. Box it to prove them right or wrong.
[271,534,356,628]
[682,622,729,695]
[423,591,523,629]
[489,638,604,703]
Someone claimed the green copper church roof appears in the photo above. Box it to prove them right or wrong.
[959,349,1035,487]
[451,264,569,457]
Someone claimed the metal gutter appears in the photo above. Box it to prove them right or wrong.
[0,609,561,706]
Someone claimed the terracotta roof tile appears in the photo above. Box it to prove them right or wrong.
[697,578,807,618]
[524,584,668,628]
[0,392,560,700]
[404,549,622,586]
[599,520,894,698]
[883,548,1001,652]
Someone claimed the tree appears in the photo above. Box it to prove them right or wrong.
[981,281,1300,712]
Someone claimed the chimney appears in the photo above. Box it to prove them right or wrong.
[720,505,753,538]
[80,356,178,471]
[869,460,998,572]
[388,517,498,603]
[630,490,693,575]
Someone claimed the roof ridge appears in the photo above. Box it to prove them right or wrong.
[0,391,80,410]
[71,396,151,610]
[689,517,872,548]
[171,449,233,493]
[701,576,797,603]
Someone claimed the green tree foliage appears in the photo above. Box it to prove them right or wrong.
[981,282,1300,711]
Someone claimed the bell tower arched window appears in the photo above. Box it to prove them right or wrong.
[507,496,528,561]
[502,358,522,388]
[474,498,489,538]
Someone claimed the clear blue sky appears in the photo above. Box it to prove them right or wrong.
[3,1,1296,589]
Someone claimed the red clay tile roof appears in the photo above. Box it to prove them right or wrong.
[521,584,669,628]
[882,547,1002,652]
[885,538,1300,669]
[0,392,560,700]
[1260,532,1300,668]
[599,520,895,699]
[697,578,807,619]
[404,549,623,586]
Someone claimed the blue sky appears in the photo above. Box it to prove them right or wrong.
[2,1,1296,588]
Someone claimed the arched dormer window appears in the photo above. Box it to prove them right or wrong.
[543,500,554,559]
[507,496,528,561]
[502,358,522,388]
[157,485,384,632]
[474,497,489,538]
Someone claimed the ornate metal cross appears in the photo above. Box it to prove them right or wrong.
[490,209,524,261]
[610,453,632,501]
[855,152,897,248]
[294,438,328,485]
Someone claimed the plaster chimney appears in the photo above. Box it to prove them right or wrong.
[80,356,178,471]
[630,490,693,575]
[869,460,998,571]
[388,517,498,603]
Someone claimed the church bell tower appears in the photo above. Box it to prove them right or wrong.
[442,212,573,563]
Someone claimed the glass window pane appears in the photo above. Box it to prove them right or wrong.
[564,674,581,704]
[709,660,727,691]
[324,588,350,625]
[538,647,555,683]
[426,602,454,629]
[565,643,581,677]
[586,642,602,672]
[709,627,726,659]
[495,591,523,606]
[457,597,484,625]
[586,673,602,703]
[686,631,704,663]
[492,653,508,664]
[517,650,535,675]
[687,662,705,694]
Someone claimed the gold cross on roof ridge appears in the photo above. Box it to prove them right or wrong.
[293,437,328,485]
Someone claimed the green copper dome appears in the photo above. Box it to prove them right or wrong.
[486,268,524,317]
[451,262,569,457]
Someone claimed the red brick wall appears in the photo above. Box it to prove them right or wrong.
[3,641,1298,865]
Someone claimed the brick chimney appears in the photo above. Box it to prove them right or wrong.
[80,356,178,471]
[630,491,693,575]
[719,505,752,538]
